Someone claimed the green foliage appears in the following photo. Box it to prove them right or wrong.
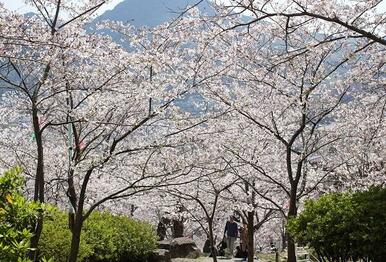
[351,187,386,261]
[0,167,45,262]
[39,209,158,262]
[287,187,386,262]
[38,208,92,262]
[0,168,157,262]
[83,211,158,262]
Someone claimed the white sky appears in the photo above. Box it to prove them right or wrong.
[0,0,124,14]
[1,0,386,15]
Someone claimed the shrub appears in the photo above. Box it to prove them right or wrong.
[0,167,45,262]
[38,208,92,262]
[83,211,158,262]
[351,187,386,261]
[287,187,386,262]
[39,209,158,262]
[0,167,157,262]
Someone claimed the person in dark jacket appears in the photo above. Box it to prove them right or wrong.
[224,216,238,256]
[216,239,227,256]
[156,217,169,240]
[203,237,211,254]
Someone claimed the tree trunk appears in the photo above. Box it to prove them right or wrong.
[287,188,298,262]
[208,220,217,262]
[287,236,296,262]
[67,169,77,232]
[247,211,254,262]
[281,220,287,251]
[68,168,92,262]
[68,213,84,262]
[29,107,45,261]
[29,218,43,262]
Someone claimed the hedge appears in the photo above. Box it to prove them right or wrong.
[39,209,158,262]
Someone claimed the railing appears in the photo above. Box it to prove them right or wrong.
[296,246,310,262]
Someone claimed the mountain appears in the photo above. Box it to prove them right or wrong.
[88,1,214,114]
[94,0,213,27]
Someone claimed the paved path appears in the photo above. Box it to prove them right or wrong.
[172,257,259,262]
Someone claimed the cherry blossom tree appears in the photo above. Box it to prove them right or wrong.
[1,3,233,260]
[0,1,109,258]
[217,0,386,46]
[165,157,240,262]
[1,2,384,262]
[193,1,386,260]
[231,179,277,262]
[196,16,383,262]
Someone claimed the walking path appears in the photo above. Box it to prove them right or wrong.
[172,257,259,262]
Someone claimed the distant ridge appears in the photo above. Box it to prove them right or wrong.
[94,0,213,27]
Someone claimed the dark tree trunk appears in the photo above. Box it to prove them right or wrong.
[287,236,296,262]
[247,211,254,262]
[67,169,77,232]
[29,218,43,262]
[29,107,45,261]
[68,169,89,262]
[281,222,287,251]
[68,212,84,262]
[208,220,217,262]
[287,187,298,262]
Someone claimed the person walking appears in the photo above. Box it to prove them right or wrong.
[224,215,238,257]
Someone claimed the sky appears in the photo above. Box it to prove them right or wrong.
[0,0,125,14]
[2,0,386,15]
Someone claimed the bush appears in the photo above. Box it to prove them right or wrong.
[0,167,157,262]
[83,211,158,262]
[39,209,157,262]
[38,208,92,262]
[351,187,386,261]
[0,167,45,262]
[287,187,386,262]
